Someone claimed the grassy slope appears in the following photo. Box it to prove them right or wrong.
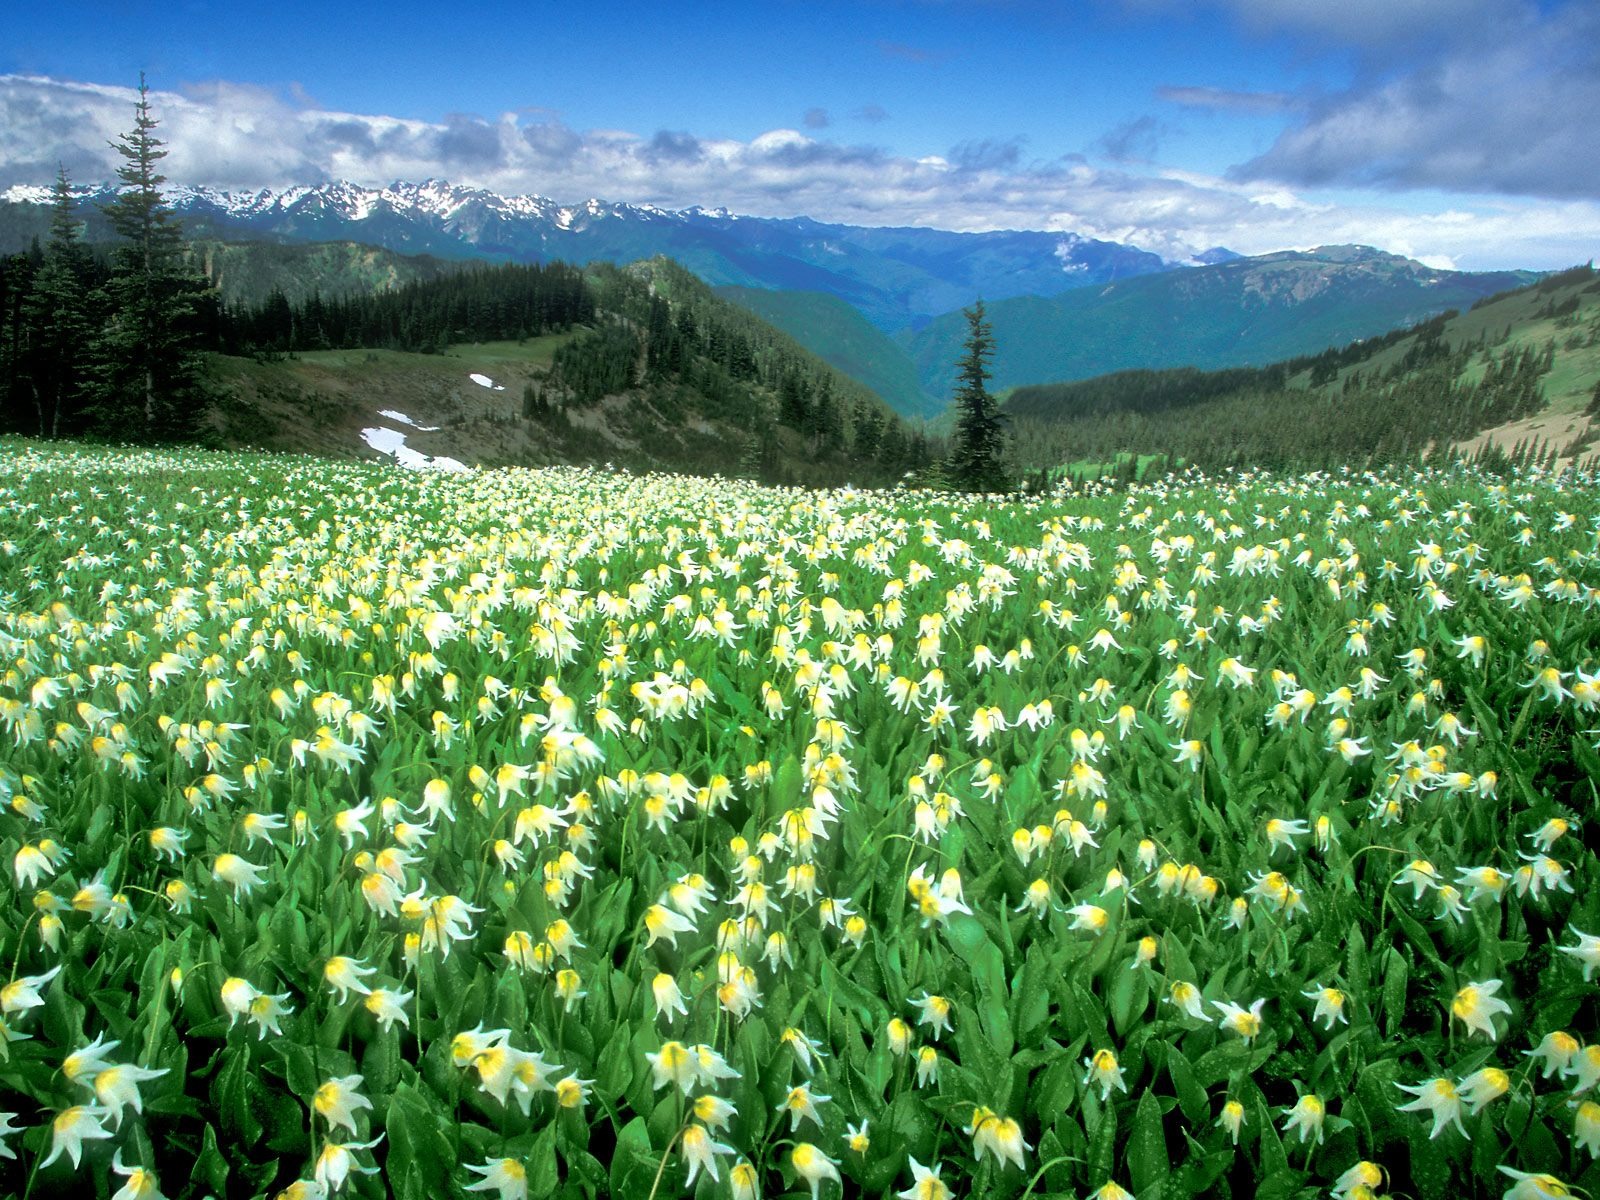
[208,338,576,465]
[1011,269,1600,473]
[716,286,939,419]
[1280,271,1600,465]
[207,332,887,485]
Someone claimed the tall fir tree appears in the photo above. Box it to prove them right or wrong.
[20,167,93,436]
[89,74,212,440]
[948,300,1008,492]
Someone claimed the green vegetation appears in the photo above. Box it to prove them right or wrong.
[209,256,937,487]
[1003,266,1600,476]
[216,260,596,357]
[1,445,1598,1199]
[190,241,465,307]
[947,301,1009,493]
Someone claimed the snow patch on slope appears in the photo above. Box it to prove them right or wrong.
[360,425,470,472]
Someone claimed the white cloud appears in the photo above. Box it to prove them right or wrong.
[2,73,1596,270]
[1234,3,1600,200]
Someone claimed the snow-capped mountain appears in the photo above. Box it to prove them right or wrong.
[0,178,1184,329]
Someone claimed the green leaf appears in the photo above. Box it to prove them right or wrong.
[1381,947,1410,1039]
[213,1046,263,1145]
[1108,965,1149,1037]
[1165,1046,1208,1124]
[1193,1039,1252,1088]
[610,1117,656,1198]
[1012,946,1052,1048]
[362,1027,402,1098]
[385,1082,456,1200]
[528,1124,559,1199]
[1087,1092,1119,1181]
[190,1123,230,1197]
[1128,1089,1168,1199]
[885,1093,939,1162]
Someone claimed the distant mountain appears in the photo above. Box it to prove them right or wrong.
[901,245,1540,398]
[0,179,1170,331]
[1,181,1544,422]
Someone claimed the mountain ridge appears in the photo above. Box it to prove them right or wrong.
[902,245,1540,398]
[0,178,1179,330]
[0,179,1549,423]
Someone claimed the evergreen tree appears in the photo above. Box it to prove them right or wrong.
[0,251,35,434]
[89,74,213,440]
[948,300,1008,492]
[20,167,93,436]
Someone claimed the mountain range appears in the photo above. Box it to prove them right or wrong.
[0,179,1176,331]
[0,180,1546,417]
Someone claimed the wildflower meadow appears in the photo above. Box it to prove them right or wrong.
[0,442,1597,1200]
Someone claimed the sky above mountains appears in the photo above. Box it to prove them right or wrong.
[3,0,1597,270]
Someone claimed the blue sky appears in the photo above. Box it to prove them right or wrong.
[3,0,1597,269]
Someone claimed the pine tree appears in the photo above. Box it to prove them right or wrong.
[89,74,213,440]
[948,300,1008,492]
[20,167,93,436]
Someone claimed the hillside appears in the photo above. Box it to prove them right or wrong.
[1001,264,1600,476]
[212,256,937,485]
[905,245,1538,399]
[716,286,938,418]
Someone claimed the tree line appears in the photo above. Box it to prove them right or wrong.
[217,262,596,356]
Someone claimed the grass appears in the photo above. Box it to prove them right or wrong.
[0,444,1597,1200]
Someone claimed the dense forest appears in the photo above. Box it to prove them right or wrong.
[215,262,596,355]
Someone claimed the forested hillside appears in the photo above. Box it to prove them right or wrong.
[1003,265,1600,478]
[207,255,934,485]
[716,285,938,418]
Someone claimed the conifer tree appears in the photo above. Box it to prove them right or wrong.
[948,300,1008,492]
[21,167,93,436]
[89,74,212,440]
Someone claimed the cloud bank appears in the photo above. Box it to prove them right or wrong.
[1232,7,1600,200]
[1162,0,1600,200]
[1,73,1596,270]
